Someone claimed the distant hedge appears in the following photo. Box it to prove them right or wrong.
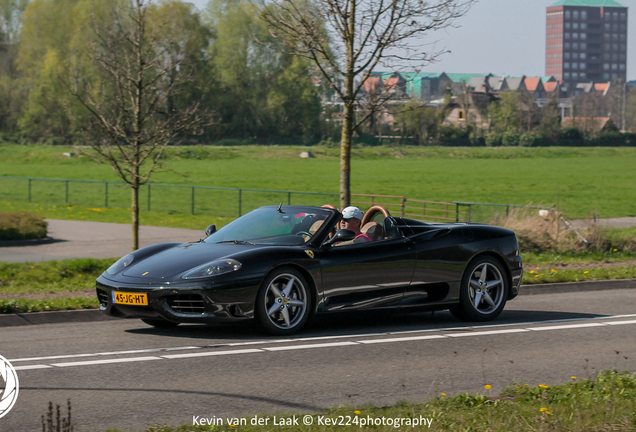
[443,130,636,148]
[0,212,48,241]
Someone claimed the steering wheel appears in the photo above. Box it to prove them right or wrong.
[361,205,391,226]
[296,231,313,238]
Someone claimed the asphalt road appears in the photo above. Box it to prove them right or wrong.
[1,287,636,432]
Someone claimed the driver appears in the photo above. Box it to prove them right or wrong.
[340,206,372,243]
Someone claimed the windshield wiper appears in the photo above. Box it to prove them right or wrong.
[216,240,255,245]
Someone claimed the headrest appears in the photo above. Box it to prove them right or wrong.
[361,222,384,240]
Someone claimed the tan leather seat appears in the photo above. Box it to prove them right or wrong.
[308,220,324,235]
[360,222,384,241]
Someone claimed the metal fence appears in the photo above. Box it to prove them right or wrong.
[1,175,548,223]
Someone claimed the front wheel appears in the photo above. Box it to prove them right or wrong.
[450,256,508,322]
[255,268,312,335]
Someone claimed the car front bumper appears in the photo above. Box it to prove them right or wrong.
[96,275,262,324]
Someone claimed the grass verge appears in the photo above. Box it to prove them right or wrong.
[100,370,636,432]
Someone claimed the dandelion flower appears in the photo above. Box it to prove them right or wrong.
[354,410,361,415]
[485,384,492,390]
[535,275,539,278]
[530,270,535,274]
[571,376,576,380]
[584,271,589,274]
[441,393,446,396]
[614,249,618,252]
[551,269,556,273]
[540,407,552,415]
[538,384,549,389]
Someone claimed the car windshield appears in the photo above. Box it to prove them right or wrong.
[204,206,333,246]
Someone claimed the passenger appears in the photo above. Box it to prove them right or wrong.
[340,206,372,243]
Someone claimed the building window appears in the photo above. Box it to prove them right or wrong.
[572,52,578,59]
[581,33,586,40]
[620,54,626,61]
[573,22,579,29]
[612,12,618,21]
[620,12,626,21]
[565,10,571,19]
[565,52,571,60]
[604,43,611,51]
[612,33,618,41]
[565,22,571,29]
[573,32,579,39]
[604,73,610,80]
[573,72,578,79]
[604,23,611,31]
[619,64,625,71]
[620,34,626,41]
[565,42,571,49]
[573,11,579,19]
[604,33,610,41]
[611,63,617,70]
[580,53,586,60]
[604,64,610,70]
[580,63,585,69]
[564,72,571,79]
[458,110,464,120]
[581,23,587,30]
[620,44,626,51]
[603,53,610,60]
[612,53,618,61]
[565,32,571,39]
[564,62,570,69]
[572,63,578,70]
[612,73,617,79]
[581,11,587,20]
[580,43,586,50]
[579,73,585,79]
[573,43,579,49]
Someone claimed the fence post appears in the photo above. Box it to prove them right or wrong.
[191,187,195,215]
[65,180,69,203]
[104,182,108,207]
[238,189,242,217]
[455,203,459,223]
[401,197,405,217]
[147,184,151,211]
[28,178,32,203]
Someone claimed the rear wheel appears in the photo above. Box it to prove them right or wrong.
[450,256,508,322]
[141,318,179,329]
[255,267,312,335]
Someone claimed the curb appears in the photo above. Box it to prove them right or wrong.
[2,279,636,328]
[0,309,115,327]
[520,278,636,295]
[0,237,57,247]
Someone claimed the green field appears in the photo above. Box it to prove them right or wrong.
[1,145,635,220]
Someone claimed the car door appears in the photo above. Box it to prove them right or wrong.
[317,225,416,312]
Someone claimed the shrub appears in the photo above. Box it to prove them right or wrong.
[501,130,520,147]
[0,211,48,241]
[485,132,502,147]
[520,131,551,147]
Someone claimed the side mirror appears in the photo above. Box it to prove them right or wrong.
[205,224,217,236]
[323,229,356,247]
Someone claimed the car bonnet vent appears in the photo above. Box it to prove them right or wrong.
[97,289,109,307]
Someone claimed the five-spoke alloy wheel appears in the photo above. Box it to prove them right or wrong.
[451,256,508,322]
[255,267,312,335]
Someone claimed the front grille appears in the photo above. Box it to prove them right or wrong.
[166,294,205,314]
[96,289,109,307]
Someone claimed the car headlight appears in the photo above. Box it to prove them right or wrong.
[106,254,135,275]
[182,259,242,279]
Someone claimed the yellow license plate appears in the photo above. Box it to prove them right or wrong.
[112,291,148,306]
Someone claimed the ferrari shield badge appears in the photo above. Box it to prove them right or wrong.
[304,250,314,259]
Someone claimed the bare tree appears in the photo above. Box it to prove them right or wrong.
[61,0,207,250]
[261,0,472,208]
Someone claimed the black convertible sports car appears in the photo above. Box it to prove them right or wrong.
[96,204,523,335]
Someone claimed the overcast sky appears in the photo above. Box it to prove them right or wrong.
[187,0,635,81]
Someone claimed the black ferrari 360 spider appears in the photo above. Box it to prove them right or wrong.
[96,204,523,335]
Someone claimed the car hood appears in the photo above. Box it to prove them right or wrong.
[121,242,264,279]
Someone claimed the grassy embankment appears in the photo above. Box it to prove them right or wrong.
[96,370,636,432]
[1,145,636,312]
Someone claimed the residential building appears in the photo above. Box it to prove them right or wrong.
[546,0,628,95]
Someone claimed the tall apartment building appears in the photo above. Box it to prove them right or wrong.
[546,0,628,95]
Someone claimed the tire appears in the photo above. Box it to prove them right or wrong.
[255,267,312,335]
[450,256,509,322]
[141,318,180,329]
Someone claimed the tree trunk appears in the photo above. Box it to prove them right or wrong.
[340,100,353,209]
[339,0,355,210]
[131,181,139,251]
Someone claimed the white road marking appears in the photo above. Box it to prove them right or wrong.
[11,314,636,371]
[446,328,530,337]
[51,356,163,367]
[263,342,358,351]
[527,323,606,331]
[358,335,446,344]
[162,349,263,359]
[13,364,53,371]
